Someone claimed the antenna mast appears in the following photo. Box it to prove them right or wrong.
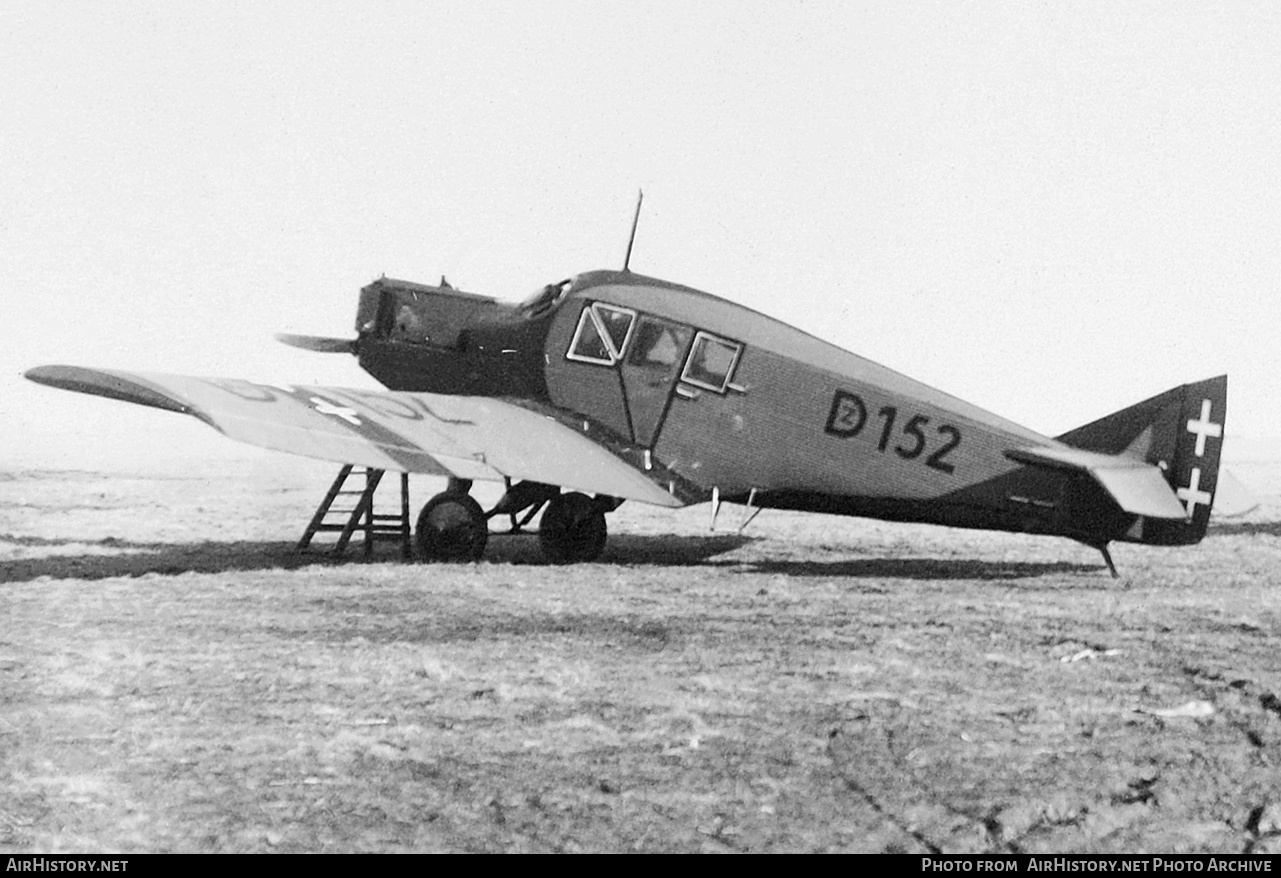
[622,189,644,272]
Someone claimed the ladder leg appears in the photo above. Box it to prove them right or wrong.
[336,468,383,556]
[297,464,355,552]
[363,467,378,558]
[400,472,411,560]
[298,466,410,559]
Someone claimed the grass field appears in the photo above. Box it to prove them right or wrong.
[2,455,1279,853]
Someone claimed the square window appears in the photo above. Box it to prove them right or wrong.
[682,332,742,392]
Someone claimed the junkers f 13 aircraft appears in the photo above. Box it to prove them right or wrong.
[26,200,1228,575]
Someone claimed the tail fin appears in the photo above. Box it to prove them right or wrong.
[1057,375,1227,545]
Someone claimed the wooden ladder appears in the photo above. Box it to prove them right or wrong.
[296,465,412,559]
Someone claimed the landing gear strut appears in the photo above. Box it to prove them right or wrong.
[416,479,487,562]
[539,491,609,564]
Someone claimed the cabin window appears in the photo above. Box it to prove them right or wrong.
[567,308,613,364]
[566,302,637,365]
[682,331,743,393]
[627,316,691,370]
[595,304,636,355]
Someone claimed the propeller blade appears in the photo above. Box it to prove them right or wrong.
[275,333,357,354]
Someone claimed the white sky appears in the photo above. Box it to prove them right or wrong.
[4,1,1279,470]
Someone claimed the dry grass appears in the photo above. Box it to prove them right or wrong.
[2,457,1279,853]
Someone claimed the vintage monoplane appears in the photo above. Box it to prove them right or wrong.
[26,202,1229,574]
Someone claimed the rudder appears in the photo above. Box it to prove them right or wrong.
[1056,375,1227,545]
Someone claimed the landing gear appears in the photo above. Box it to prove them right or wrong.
[414,478,616,564]
[491,478,561,534]
[416,488,487,562]
[539,492,609,564]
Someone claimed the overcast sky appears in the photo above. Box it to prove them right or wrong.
[4,2,1278,470]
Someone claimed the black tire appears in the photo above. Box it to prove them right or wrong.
[539,492,608,564]
[416,492,488,562]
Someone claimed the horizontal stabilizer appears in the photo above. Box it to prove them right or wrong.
[1090,466,1190,520]
[1007,446,1188,520]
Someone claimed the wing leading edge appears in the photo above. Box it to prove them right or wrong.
[25,365,683,509]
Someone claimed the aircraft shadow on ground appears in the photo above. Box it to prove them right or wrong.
[0,531,1104,583]
[0,538,317,583]
[0,532,755,583]
[1208,520,1281,537]
[714,557,1102,581]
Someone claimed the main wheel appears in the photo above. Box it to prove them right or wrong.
[416,492,488,562]
[539,492,608,564]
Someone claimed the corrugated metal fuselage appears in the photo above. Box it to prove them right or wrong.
[356,270,1145,545]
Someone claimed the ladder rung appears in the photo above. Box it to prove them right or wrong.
[297,466,412,557]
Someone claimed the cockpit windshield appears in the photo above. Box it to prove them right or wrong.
[519,279,572,316]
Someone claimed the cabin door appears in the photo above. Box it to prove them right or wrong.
[619,315,693,448]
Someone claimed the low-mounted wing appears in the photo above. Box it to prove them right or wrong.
[25,365,682,509]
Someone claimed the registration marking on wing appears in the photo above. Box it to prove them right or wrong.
[310,396,363,426]
[24,365,687,508]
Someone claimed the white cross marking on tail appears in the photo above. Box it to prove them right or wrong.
[1177,467,1212,516]
[1186,399,1222,457]
[311,396,362,426]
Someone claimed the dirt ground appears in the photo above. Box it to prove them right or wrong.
[2,455,1279,853]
